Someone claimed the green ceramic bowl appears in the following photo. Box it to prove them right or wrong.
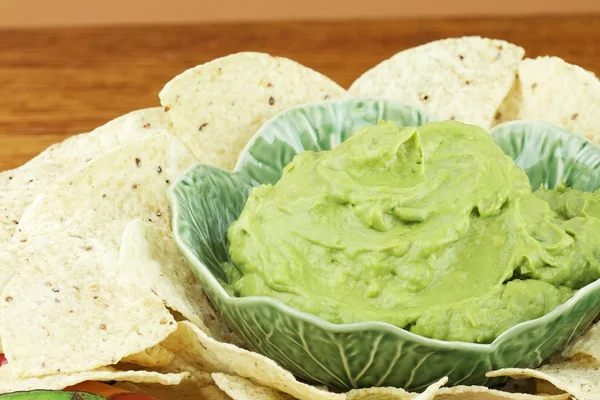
[169,98,600,392]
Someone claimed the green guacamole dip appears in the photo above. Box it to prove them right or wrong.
[224,121,600,343]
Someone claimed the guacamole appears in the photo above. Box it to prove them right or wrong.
[224,121,600,343]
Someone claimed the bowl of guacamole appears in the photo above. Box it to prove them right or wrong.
[169,98,600,391]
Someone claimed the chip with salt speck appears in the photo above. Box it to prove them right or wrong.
[0,132,197,379]
[159,52,347,171]
[349,36,524,130]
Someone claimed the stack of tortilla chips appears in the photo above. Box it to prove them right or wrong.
[0,37,598,399]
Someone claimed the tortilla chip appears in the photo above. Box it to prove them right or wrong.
[348,37,524,129]
[495,56,600,142]
[487,357,600,400]
[153,354,209,376]
[493,78,522,125]
[433,385,569,399]
[346,377,446,399]
[0,163,66,244]
[161,321,343,400]
[496,377,538,394]
[0,363,187,394]
[159,52,347,171]
[0,133,197,378]
[0,265,176,379]
[0,108,167,243]
[562,321,600,361]
[212,373,295,400]
[534,381,567,396]
[119,219,236,343]
[121,345,175,368]
[200,385,234,400]
[115,369,215,400]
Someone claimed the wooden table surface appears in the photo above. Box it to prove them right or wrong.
[0,15,599,171]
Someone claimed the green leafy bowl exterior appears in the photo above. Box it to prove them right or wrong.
[169,98,600,392]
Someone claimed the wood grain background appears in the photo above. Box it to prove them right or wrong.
[0,15,599,170]
[2,0,600,27]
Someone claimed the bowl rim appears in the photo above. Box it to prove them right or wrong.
[169,166,600,352]
[169,99,600,353]
[233,97,437,175]
[490,118,600,145]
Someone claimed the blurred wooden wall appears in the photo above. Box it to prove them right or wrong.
[2,0,600,27]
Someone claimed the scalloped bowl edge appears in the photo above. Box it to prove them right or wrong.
[168,162,600,354]
[232,97,438,174]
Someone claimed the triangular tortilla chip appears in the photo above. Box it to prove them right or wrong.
[562,321,600,361]
[0,162,66,243]
[495,56,600,142]
[119,219,237,343]
[161,321,343,400]
[0,133,197,378]
[121,345,175,368]
[345,377,446,399]
[349,37,524,129]
[434,385,569,399]
[212,373,295,400]
[0,108,167,243]
[159,52,347,170]
[487,357,600,400]
[201,385,235,400]
[115,370,217,400]
[0,363,187,394]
